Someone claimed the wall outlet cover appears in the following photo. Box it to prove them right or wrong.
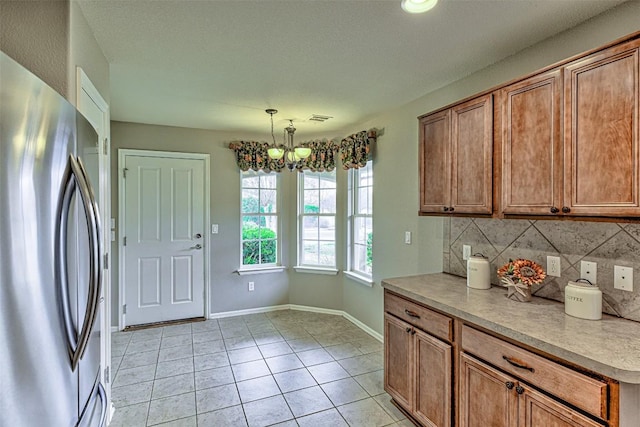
[614,265,633,292]
[547,256,561,277]
[580,260,597,284]
[463,245,471,261]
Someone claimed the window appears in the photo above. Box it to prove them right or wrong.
[241,171,279,267]
[298,170,337,269]
[348,161,373,280]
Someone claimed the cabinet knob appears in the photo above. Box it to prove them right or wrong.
[449,207,455,212]
[405,327,411,333]
[443,206,449,212]
[411,329,416,335]
[505,381,514,390]
[550,207,559,213]
[562,206,571,213]
[516,385,525,395]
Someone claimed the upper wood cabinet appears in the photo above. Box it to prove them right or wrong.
[563,38,640,217]
[501,69,563,215]
[420,94,493,215]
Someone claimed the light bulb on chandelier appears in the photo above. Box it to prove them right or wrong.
[265,109,311,169]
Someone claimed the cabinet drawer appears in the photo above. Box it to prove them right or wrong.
[461,325,608,420]
[384,292,453,342]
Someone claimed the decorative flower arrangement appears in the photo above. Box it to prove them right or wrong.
[497,258,546,302]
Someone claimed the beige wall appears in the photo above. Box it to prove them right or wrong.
[0,1,70,97]
[0,1,109,105]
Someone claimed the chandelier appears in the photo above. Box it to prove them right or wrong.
[265,109,311,170]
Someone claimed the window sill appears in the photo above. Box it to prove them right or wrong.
[344,271,374,287]
[293,266,339,275]
[236,266,287,276]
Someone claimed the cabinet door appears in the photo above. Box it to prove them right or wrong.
[414,329,452,427]
[451,94,493,214]
[384,314,413,412]
[501,70,563,215]
[520,385,604,427]
[459,354,518,427]
[564,39,640,216]
[420,110,451,213]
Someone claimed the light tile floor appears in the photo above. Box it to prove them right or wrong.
[110,310,413,427]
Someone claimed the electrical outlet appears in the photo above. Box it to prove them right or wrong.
[404,231,411,245]
[547,256,561,277]
[248,281,255,291]
[463,245,471,261]
[614,266,633,291]
[580,261,597,284]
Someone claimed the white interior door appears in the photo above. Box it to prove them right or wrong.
[123,154,205,326]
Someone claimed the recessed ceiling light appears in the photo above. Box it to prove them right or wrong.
[401,0,438,14]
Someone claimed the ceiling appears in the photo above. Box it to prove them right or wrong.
[77,0,627,137]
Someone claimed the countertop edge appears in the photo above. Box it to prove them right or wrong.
[382,277,640,384]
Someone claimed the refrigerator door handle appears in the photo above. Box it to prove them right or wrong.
[97,382,107,427]
[75,157,102,359]
[56,154,101,371]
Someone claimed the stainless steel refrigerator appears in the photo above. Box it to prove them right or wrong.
[0,52,107,426]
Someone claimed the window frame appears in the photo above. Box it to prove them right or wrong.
[346,161,373,285]
[296,170,338,273]
[239,170,282,272]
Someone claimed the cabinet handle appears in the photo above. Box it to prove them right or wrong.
[502,355,535,373]
[449,207,455,212]
[505,381,514,390]
[550,207,559,213]
[404,309,421,319]
[411,329,416,335]
[405,327,412,333]
[562,206,571,213]
[443,206,449,212]
[516,385,525,395]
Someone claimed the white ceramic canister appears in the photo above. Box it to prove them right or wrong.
[467,254,491,290]
[564,280,602,320]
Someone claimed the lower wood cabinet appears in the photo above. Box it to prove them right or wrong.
[384,290,619,427]
[460,353,604,427]
[384,303,453,427]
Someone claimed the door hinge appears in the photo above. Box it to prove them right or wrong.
[123,236,127,246]
[103,138,108,155]
[103,253,109,269]
[123,304,127,314]
[104,366,110,383]
[123,167,128,178]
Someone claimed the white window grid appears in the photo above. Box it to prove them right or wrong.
[348,161,373,278]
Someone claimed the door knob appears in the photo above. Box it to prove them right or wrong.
[195,233,202,239]
[190,244,202,250]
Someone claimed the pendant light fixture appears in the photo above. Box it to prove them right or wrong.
[265,109,311,170]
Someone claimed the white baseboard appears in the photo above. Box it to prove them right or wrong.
[208,304,290,319]
[209,304,383,343]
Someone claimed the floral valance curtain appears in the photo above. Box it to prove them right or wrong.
[229,130,376,172]
[228,141,284,172]
[295,140,339,172]
[339,130,376,170]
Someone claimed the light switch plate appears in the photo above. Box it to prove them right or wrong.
[404,231,411,245]
[580,260,597,284]
[211,224,219,234]
[462,245,471,261]
[614,265,633,291]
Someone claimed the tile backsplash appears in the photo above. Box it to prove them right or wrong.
[443,218,640,322]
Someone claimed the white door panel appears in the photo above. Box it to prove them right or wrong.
[124,155,205,325]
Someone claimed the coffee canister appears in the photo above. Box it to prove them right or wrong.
[564,280,602,320]
[467,254,491,290]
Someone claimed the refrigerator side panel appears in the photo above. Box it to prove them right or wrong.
[76,111,102,417]
[0,53,79,426]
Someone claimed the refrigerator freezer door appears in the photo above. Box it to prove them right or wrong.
[0,53,79,425]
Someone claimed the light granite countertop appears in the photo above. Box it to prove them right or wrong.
[382,273,640,384]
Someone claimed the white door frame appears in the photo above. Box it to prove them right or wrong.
[76,67,112,422]
[118,149,211,330]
